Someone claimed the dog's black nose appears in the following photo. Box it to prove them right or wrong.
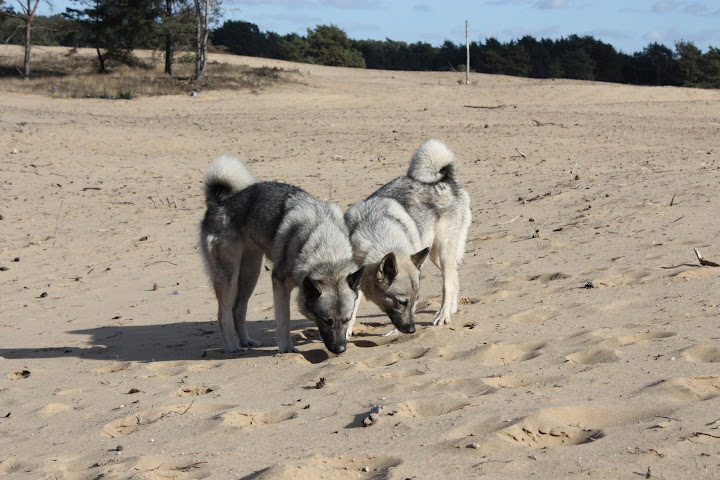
[406,324,416,334]
[330,344,346,354]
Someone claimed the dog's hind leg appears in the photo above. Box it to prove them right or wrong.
[431,242,459,326]
[213,263,245,353]
[272,276,298,353]
[233,249,263,348]
[450,268,460,314]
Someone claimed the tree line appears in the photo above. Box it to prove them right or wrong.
[2,3,719,88]
[212,21,720,88]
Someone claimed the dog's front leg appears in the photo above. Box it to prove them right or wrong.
[346,290,364,340]
[272,277,298,353]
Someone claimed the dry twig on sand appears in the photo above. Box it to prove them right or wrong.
[532,119,567,128]
[52,199,64,248]
[694,248,720,267]
[464,104,514,109]
[512,148,526,159]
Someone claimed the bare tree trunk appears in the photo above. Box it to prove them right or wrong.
[164,0,174,76]
[465,20,469,85]
[194,0,209,81]
[96,47,107,73]
[21,0,41,80]
[201,0,209,79]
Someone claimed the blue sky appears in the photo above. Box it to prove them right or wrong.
[37,0,720,55]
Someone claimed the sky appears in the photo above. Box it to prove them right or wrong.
[36,0,720,55]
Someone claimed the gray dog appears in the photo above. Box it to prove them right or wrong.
[200,156,364,354]
[344,139,471,335]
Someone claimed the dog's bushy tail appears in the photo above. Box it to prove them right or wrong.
[407,139,459,184]
[204,155,257,205]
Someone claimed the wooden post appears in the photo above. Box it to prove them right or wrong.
[465,20,470,85]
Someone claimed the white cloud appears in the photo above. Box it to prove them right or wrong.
[652,1,680,14]
[320,0,384,8]
[535,0,569,9]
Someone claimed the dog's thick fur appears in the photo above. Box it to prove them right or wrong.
[200,156,364,354]
[344,140,471,334]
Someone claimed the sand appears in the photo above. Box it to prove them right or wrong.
[1,44,720,479]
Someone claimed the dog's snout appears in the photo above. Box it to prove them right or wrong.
[330,343,347,354]
[405,324,416,334]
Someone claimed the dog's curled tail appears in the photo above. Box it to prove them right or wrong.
[204,155,257,205]
[407,139,459,184]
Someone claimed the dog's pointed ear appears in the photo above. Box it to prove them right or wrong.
[347,266,365,291]
[377,252,397,285]
[303,277,322,301]
[411,247,430,269]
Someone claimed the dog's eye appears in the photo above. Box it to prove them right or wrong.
[398,298,409,307]
[342,317,351,324]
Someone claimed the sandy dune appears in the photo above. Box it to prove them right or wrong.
[1,45,720,479]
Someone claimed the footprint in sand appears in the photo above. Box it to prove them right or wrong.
[566,347,621,365]
[38,403,74,415]
[506,306,562,324]
[638,376,720,403]
[680,344,720,363]
[247,454,402,480]
[451,342,544,366]
[7,370,31,380]
[220,409,297,427]
[103,403,230,437]
[495,402,674,450]
[598,330,675,347]
[92,362,135,374]
[501,423,604,447]
[385,376,495,397]
[497,405,637,449]
[393,392,485,418]
[173,385,214,397]
[143,361,190,377]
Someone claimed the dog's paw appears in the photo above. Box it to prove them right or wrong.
[225,344,248,354]
[383,328,399,337]
[277,345,299,354]
[432,313,451,326]
[241,338,262,348]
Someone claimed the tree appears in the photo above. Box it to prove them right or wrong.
[6,0,42,79]
[164,0,173,74]
[305,24,365,68]
[193,0,211,80]
[158,0,193,76]
[696,47,720,88]
[65,0,162,73]
[675,40,702,86]
[213,19,265,56]
[478,38,529,77]
[642,42,680,85]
